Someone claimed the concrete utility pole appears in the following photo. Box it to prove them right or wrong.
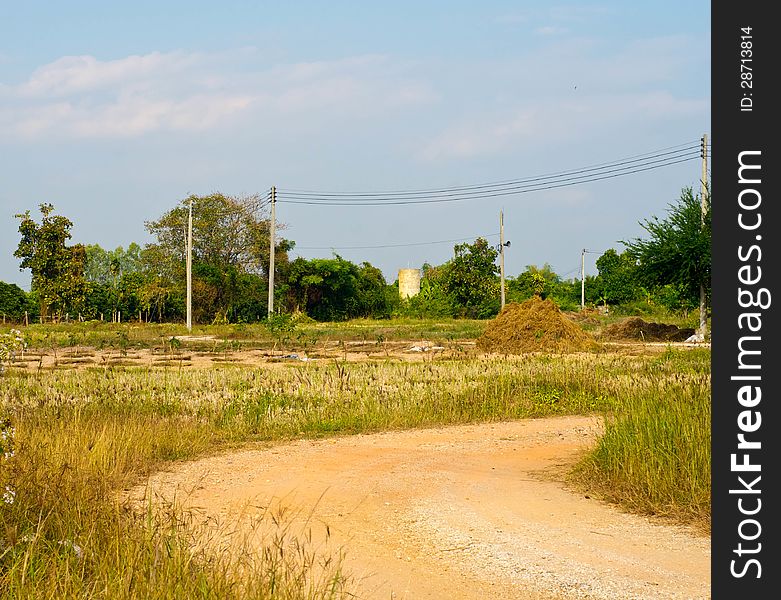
[186,196,193,332]
[581,249,586,310]
[267,186,277,317]
[698,133,708,339]
[500,210,506,310]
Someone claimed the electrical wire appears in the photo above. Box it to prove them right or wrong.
[279,148,697,200]
[274,141,701,206]
[558,265,582,278]
[278,153,699,206]
[277,139,707,258]
[279,140,700,197]
[295,233,500,251]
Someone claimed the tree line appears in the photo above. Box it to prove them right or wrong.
[1,187,710,324]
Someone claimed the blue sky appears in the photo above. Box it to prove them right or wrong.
[1,1,710,289]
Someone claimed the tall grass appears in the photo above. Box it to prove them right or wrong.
[571,348,711,532]
[1,407,350,598]
[1,347,711,596]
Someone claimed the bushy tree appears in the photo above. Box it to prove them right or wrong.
[144,193,292,323]
[397,263,455,318]
[595,249,641,305]
[0,282,29,321]
[145,193,288,276]
[440,237,499,318]
[505,263,583,310]
[622,187,711,309]
[280,256,392,321]
[508,263,560,301]
[355,262,395,319]
[14,203,87,319]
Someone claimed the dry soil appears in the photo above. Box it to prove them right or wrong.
[131,415,710,600]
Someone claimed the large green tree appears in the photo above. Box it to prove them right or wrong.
[14,203,87,319]
[0,282,29,321]
[145,193,288,276]
[509,263,560,300]
[441,237,499,318]
[144,193,292,323]
[595,249,641,305]
[280,256,392,321]
[622,186,711,314]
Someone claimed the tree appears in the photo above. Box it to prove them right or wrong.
[396,263,455,319]
[280,256,392,321]
[622,187,711,316]
[595,249,640,305]
[509,263,560,300]
[145,193,289,276]
[355,262,394,319]
[0,282,29,321]
[136,244,184,322]
[144,193,293,323]
[83,243,145,320]
[14,203,87,319]
[84,243,143,284]
[440,237,499,318]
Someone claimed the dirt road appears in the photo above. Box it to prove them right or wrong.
[135,415,710,599]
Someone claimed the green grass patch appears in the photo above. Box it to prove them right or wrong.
[570,348,711,532]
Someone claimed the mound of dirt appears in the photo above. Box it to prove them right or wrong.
[600,317,695,342]
[477,296,596,354]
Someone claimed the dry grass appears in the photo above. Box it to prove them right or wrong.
[1,341,711,596]
[477,297,598,354]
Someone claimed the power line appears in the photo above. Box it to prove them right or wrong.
[280,140,700,196]
[295,233,500,251]
[559,265,582,278]
[279,154,698,206]
[179,196,272,221]
[276,146,700,206]
[279,147,697,200]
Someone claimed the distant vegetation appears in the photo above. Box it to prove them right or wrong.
[2,187,709,326]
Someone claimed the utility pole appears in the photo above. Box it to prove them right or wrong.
[500,210,506,310]
[267,186,276,317]
[698,133,708,340]
[581,249,586,310]
[186,196,193,332]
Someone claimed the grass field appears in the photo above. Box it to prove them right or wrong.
[0,319,710,598]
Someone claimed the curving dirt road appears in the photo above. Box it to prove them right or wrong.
[133,415,710,599]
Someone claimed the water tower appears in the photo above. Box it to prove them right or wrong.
[398,268,421,299]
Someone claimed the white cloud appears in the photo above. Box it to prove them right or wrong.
[18,52,199,97]
[0,51,436,139]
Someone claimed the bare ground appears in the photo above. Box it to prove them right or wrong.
[129,415,710,600]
